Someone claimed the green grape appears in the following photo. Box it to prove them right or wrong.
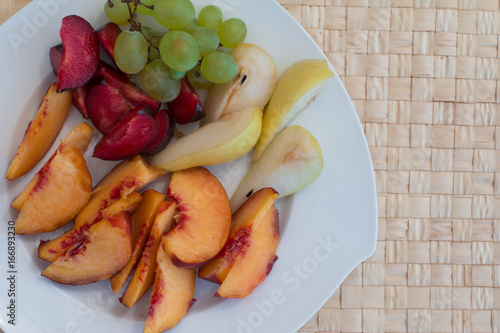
[137,0,155,15]
[104,0,135,25]
[153,0,195,29]
[141,26,156,40]
[200,51,237,84]
[159,30,200,72]
[141,26,163,62]
[189,27,219,57]
[115,31,149,74]
[187,64,213,89]
[182,18,200,32]
[141,59,181,102]
[149,37,162,62]
[170,69,186,80]
[218,18,247,48]
[198,5,223,30]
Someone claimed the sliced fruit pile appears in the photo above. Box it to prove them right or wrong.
[5,0,336,331]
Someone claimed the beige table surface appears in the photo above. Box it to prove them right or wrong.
[3,0,500,332]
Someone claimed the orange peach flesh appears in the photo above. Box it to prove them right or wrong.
[41,212,132,286]
[39,155,165,262]
[37,192,141,263]
[215,204,279,298]
[74,155,166,229]
[6,82,72,180]
[120,201,177,308]
[110,189,166,294]
[143,237,196,333]
[12,123,93,235]
[198,187,278,283]
[163,167,231,269]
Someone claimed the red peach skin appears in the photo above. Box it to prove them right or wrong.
[12,123,93,235]
[110,189,166,294]
[41,212,132,286]
[120,201,177,308]
[143,236,196,333]
[163,167,232,269]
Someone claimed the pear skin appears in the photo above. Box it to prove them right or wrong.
[149,107,262,172]
[203,43,277,124]
[253,59,333,161]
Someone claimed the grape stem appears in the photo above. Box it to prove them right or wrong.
[119,0,154,32]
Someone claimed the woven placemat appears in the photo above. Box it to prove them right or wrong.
[2,0,500,332]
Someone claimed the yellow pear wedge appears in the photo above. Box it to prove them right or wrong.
[253,59,333,161]
[230,125,323,212]
[150,107,262,172]
[203,43,277,124]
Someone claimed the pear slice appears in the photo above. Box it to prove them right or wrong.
[230,125,323,212]
[253,59,333,161]
[203,43,277,124]
[149,107,262,172]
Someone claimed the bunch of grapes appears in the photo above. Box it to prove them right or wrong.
[104,0,247,102]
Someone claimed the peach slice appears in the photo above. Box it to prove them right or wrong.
[41,212,132,286]
[39,156,165,262]
[215,203,279,298]
[74,155,166,229]
[38,192,141,263]
[163,167,232,269]
[11,123,93,235]
[198,187,278,283]
[120,201,177,308]
[110,189,166,294]
[6,83,72,180]
[143,237,196,333]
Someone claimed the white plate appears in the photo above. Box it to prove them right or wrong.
[0,0,377,332]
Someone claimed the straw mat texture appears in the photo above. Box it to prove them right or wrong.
[3,0,500,332]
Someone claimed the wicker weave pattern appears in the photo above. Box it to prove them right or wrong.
[280,0,500,332]
[2,0,500,332]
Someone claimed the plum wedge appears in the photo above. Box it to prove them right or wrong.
[93,107,159,161]
[56,15,99,92]
[95,61,160,113]
[96,22,122,64]
[87,83,135,134]
[49,43,95,119]
[167,77,205,124]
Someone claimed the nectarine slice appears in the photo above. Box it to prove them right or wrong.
[120,201,177,308]
[143,237,196,333]
[6,83,72,180]
[163,167,232,269]
[39,155,162,262]
[215,204,279,298]
[110,189,166,294]
[12,123,93,235]
[42,212,132,286]
[38,191,142,263]
[198,187,278,283]
[74,155,166,229]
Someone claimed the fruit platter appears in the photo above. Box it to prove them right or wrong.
[0,0,377,332]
